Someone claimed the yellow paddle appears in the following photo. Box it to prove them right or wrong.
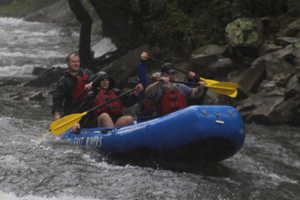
[199,77,220,85]
[170,80,237,97]
[50,112,88,135]
[36,130,51,141]
[206,85,237,97]
[38,87,137,138]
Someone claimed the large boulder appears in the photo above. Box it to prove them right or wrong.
[91,37,117,58]
[275,19,300,38]
[237,59,267,96]
[293,43,300,65]
[100,45,151,88]
[265,56,296,85]
[24,67,65,87]
[268,93,300,126]
[285,74,300,97]
[190,45,230,78]
[225,18,264,48]
[236,90,285,125]
[252,47,295,66]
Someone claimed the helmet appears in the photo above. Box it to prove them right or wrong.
[93,71,116,90]
[161,63,175,74]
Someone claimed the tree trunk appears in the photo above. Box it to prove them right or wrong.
[67,0,93,69]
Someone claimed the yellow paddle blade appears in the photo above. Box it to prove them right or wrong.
[205,82,238,97]
[206,82,238,90]
[200,77,239,89]
[199,77,220,85]
[208,87,238,97]
[50,112,88,136]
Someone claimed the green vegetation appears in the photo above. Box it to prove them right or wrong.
[137,0,297,59]
[0,0,60,18]
[1,0,298,60]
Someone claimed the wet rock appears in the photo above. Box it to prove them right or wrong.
[0,79,21,87]
[268,93,300,126]
[236,90,285,125]
[10,93,24,101]
[32,66,53,75]
[225,18,264,56]
[285,75,300,97]
[59,27,72,37]
[252,47,295,66]
[259,40,283,56]
[24,67,65,87]
[101,45,151,87]
[190,44,228,78]
[293,45,300,65]
[91,37,118,58]
[275,37,300,46]
[237,59,267,95]
[29,92,45,101]
[275,19,300,37]
[265,57,296,85]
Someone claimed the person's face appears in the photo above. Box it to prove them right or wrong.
[162,71,176,81]
[67,54,80,73]
[100,78,110,89]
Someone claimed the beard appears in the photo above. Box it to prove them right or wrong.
[162,82,178,90]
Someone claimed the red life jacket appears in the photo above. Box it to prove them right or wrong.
[71,73,89,103]
[93,88,123,116]
[142,98,152,115]
[158,87,187,116]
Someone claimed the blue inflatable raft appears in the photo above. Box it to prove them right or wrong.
[60,105,246,162]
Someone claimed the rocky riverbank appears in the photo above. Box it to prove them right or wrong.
[10,0,300,127]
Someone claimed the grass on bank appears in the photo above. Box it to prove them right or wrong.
[0,0,60,18]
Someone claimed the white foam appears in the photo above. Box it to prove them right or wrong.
[0,191,99,200]
[0,65,36,77]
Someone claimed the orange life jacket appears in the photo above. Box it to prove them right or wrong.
[71,73,89,103]
[158,87,187,116]
[93,88,123,116]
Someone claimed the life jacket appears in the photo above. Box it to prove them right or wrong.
[93,88,123,116]
[142,98,152,115]
[71,73,89,103]
[158,87,187,116]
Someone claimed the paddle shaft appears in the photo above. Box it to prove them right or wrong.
[169,80,200,86]
[86,87,136,113]
[61,89,87,118]
[147,56,201,79]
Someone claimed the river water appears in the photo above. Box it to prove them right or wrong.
[0,17,299,200]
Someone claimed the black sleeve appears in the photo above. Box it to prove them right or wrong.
[121,92,138,108]
[71,93,95,126]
